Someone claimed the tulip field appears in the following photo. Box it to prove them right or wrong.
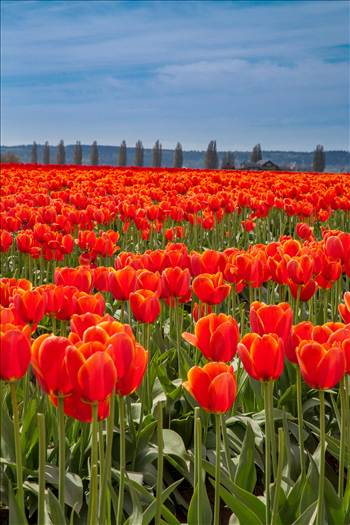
[1,164,350,525]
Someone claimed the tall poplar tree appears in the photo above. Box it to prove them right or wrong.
[173,142,183,168]
[31,141,38,164]
[118,140,127,166]
[43,141,50,164]
[56,140,66,165]
[251,144,262,163]
[313,145,326,172]
[90,140,99,166]
[73,141,83,165]
[205,140,218,169]
[152,140,162,167]
[134,140,144,166]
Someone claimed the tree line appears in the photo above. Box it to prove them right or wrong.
[2,140,326,172]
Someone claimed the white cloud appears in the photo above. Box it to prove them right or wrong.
[1,0,349,149]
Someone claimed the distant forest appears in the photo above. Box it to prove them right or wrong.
[1,144,349,172]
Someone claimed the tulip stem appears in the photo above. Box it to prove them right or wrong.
[338,377,346,497]
[57,395,65,512]
[37,413,46,525]
[268,381,277,478]
[263,382,271,525]
[316,391,325,525]
[195,410,203,521]
[88,403,99,525]
[271,428,285,525]
[117,396,126,525]
[214,414,221,525]
[10,382,25,516]
[155,401,164,525]
[99,394,115,524]
[296,368,306,480]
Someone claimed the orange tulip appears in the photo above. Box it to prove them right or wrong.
[190,250,226,276]
[249,301,293,344]
[0,326,31,381]
[183,362,237,413]
[129,289,160,323]
[70,313,112,339]
[296,340,345,389]
[192,272,231,305]
[108,266,137,301]
[238,333,284,381]
[72,291,105,316]
[182,313,239,362]
[136,269,161,293]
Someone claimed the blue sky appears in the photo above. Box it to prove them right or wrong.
[1,0,349,150]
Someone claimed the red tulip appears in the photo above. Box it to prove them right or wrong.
[13,290,46,330]
[0,325,31,381]
[37,284,65,315]
[106,332,148,396]
[192,272,231,305]
[70,313,112,340]
[54,266,94,293]
[182,313,239,362]
[238,333,284,381]
[31,335,73,396]
[75,351,117,403]
[249,301,293,344]
[0,230,13,252]
[287,255,314,284]
[183,362,237,413]
[296,340,345,389]
[51,391,110,423]
[295,223,314,241]
[287,321,314,363]
[108,266,137,301]
[160,267,191,301]
[288,280,317,302]
[129,289,160,323]
[93,266,111,292]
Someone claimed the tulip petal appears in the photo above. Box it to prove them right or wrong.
[185,366,210,410]
[208,372,236,413]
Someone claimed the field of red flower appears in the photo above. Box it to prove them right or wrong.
[1,164,350,525]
